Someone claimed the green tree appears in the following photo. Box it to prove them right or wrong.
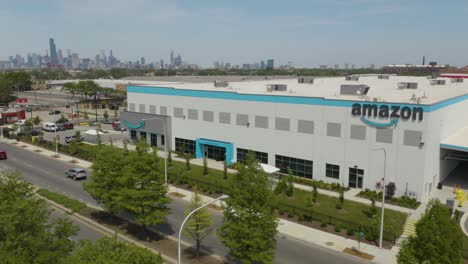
[0,76,14,104]
[203,154,208,175]
[33,115,42,125]
[24,119,33,131]
[369,198,377,218]
[184,189,214,258]
[83,112,89,120]
[336,185,344,210]
[312,183,318,205]
[103,110,109,120]
[114,109,118,118]
[119,141,170,229]
[167,150,172,165]
[218,151,278,263]
[0,172,78,263]
[397,199,463,264]
[286,168,294,197]
[63,236,162,264]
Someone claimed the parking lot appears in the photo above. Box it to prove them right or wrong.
[41,123,128,145]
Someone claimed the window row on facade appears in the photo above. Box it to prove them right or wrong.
[129,103,423,147]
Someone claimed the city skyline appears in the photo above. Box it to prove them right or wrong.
[1,1,468,67]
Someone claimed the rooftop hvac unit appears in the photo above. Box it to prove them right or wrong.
[378,75,390,79]
[214,80,229,87]
[397,82,418,89]
[451,78,464,83]
[430,79,446,85]
[345,76,359,81]
[266,84,287,92]
[298,77,314,84]
[340,84,370,95]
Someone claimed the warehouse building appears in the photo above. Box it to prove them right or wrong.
[121,75,468,202]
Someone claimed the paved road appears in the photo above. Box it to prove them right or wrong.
[49,208,104,242]
[0,142,367,264]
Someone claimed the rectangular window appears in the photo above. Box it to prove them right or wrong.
[203,110,214,122]
[327,122,341,137]
[297,120,314,134]
[350,125,366,140]
[140,131,147,140]
[348,168,364,188]
[255,116,269,129]
[404,130,422,147]
[174,107,184,118]
[175,138,196,154]
[161,135,165,145]
[275,117,290,131]
[376,128,393,144]
[130,130,137,140]
[150,133,157,147]
[149,105,156,114]
[139,104,146,113]
[219,112,231,124]
[160,106,167,116]
[237,148,268,164]
[129,103,136,112]
[326,163,340,179]
[275,154,313,179]
[236,114,249,126]
[188,109,198,120]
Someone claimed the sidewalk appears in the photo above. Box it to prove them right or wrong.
[6,139,399,263]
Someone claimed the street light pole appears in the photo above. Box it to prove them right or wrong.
[177,194,228,264]
[142,117,167,185]
[373,148,386,248]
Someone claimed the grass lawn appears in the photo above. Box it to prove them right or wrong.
[277,188,407,237]
[37,188,87,212]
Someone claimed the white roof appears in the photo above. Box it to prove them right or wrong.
[133,75,468,105]
[441,125,468,151]
[260,163,280,174]
[83,129,104,136]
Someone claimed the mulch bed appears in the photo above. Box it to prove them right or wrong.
[169,192,186,198]
[343,247,375,261]
[277,212,394,249]
[50,154,61,158]
[69,160,79,164]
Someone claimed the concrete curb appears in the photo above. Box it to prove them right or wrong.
[460,211,468,236]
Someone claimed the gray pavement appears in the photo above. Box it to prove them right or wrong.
[49,208,104,242]
[0,142,367,264]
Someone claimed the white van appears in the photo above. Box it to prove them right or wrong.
[42,122,58,132]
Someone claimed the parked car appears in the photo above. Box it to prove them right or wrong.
[16,119,27,125]
[0,150,7,160]
[42,122,58,132]
[48,110,61,115]
[30,130,40,136]
[113,125,126,131]
[63,123,74,130]
[65,135,83,143]
[57,124,67,131]
[111,119,120,128]
[65,168,87,180]
[102,119,113,124]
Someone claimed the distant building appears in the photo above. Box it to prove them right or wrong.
[141,57,145,65]
[49,38,58,65]
[383,63,447,74]
[266,59,274,70]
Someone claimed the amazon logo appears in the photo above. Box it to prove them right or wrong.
[122,120,145,129]
[351,103,423,128]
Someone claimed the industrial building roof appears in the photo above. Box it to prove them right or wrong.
[132,75,468,105]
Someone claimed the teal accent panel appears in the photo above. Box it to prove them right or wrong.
[122,120,145,129]
[195,138,234,165]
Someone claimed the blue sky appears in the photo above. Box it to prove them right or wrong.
[1,0,468,67]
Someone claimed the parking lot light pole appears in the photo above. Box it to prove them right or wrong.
[373,148,386,248]
[142,117,167,185]
[178,194,228,264]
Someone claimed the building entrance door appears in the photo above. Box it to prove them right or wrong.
[348,167,364,188]
[203,144,226,161]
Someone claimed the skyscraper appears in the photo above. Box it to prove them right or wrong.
[49,38,58,64]
[266,59,274,70]
[170,50,175,67]
[57,49,64,65]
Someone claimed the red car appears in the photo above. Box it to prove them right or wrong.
[0,151,7,160]
[63,123,74,130]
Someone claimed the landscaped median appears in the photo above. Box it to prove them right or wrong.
[34,188,223,264]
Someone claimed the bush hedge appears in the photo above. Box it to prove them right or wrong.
[358,188,420,209]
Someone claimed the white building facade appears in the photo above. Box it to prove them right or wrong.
[122,76,468,202]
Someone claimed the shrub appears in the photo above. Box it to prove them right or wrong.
[334,225,341,233]
[320,221,327,227]
[346,228,354,236]
[187,184,192,189]
[385,182,397,199]
[287,212,294,218]
[298,215,305,222]
[278,210,285,216]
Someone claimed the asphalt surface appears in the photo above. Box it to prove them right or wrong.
[49,208,104,242]
[0,142,367,264]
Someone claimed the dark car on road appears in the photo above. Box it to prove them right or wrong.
[0,150,7,159]
[49,110,61,115]
[56,124,67,131]
[113,124,126,131]
[65,168,87,180]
